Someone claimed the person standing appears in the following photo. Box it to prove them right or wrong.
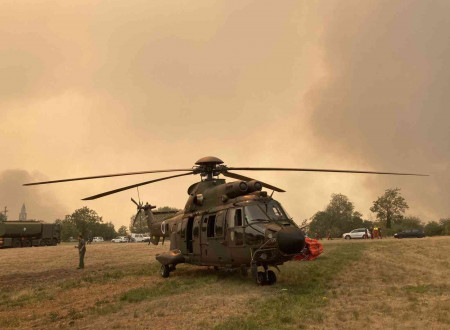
[75,234,86,269]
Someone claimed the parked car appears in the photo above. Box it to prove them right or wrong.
[394,229,425,239]
[143,235,150,242]
[342,228,371,240]
[111,236,127,243]
[92,236,104,243]
[131,233,146,242]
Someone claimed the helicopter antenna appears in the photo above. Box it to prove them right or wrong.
[137,187,141,205]
[270,190,275,198]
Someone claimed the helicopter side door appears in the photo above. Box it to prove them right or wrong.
[192,215,202,259]
[200,211,231,266]
[226,207,250,266]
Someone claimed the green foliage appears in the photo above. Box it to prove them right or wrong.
[56,207,117,241]
[0,212,7,222]
[129,212,147,234]
[441,218,450,235]
[423,218,450,237]
[370,188,409,228]
[55,217,78,241]
[308,194,370,237]
[424,221,444,236]
[117,225,128,236]
[70,207,103,237]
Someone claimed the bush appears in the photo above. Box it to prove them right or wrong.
[424,221,443,236]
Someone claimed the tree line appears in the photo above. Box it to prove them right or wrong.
[307,188,450,238]
[55,206,179,241]
[53,188,448,241]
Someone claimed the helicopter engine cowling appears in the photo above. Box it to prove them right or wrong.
[224,181,248,198]
[246,180,263,193]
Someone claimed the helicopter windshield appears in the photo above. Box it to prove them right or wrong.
[245,201,291,223]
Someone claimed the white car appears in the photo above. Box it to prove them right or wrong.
[92,237,104,243]
[131,233,146,242]
[111,236,127,243]
[342,228,371,240]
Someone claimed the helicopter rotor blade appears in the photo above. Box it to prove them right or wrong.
[223,171,286,192]
[82,172,194,200]
[227,167,428,176]
[23,168,193,186]
[132,210,142,227]
[131,197,139,208]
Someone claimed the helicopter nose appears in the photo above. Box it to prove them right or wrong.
[277,226,305,254]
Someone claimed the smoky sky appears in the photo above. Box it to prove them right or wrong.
[307,0,450,220]
[0,170,68,221]
[0,1,448,227]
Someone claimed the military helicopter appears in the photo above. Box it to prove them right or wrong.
[24,156,427,285]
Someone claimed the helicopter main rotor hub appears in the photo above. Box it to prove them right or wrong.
[193,156,227,180]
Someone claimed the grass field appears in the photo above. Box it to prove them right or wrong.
[1,237,449,329]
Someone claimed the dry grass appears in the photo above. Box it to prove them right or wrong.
[315,237,450,329]
[0,237,449,329]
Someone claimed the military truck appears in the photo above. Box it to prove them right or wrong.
[0,221,61,248]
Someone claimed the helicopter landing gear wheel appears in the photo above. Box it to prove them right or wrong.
[267,270,277,285]
[160,265,170,278]
[256,272,266,285]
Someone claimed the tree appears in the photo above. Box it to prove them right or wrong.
[0,212,6,222]
[440,218,450,235]
[56,207,118,241]
[129,213,148,234]
[55,216,79,241]
[424,221,443,236]
[309,194,369,237]
[98,222,118,240]
[117,225,128,236]
[370,188,409,228]
[68,207,103,238]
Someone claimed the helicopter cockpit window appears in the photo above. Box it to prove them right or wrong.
[266,201,289,221]
[244,204,269,223]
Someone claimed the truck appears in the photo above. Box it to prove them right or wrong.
[0,221,61,248]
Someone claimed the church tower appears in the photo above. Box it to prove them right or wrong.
[19,203,27,221]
